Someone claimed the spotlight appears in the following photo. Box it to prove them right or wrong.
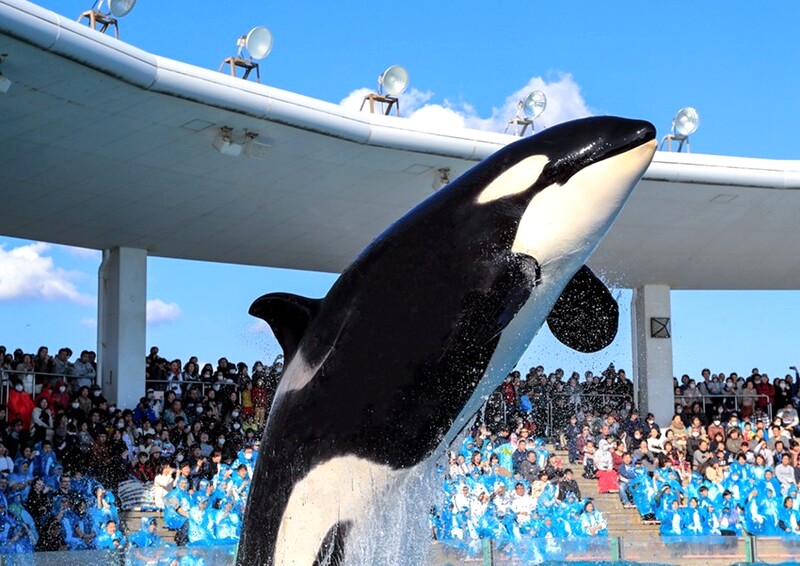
[360,65,409,117]
[77,0,136,38]
[505,90,547,136]
[218,26,273,83]
[659,107,699,153]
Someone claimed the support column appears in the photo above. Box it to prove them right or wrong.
[97,247,147,409]
[631,285,674,425]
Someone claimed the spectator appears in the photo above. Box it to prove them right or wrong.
[30,398,54,444]
[71,351,96,391]
[52,348,74,379]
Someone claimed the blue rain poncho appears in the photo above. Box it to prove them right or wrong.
[129,516,162,547]
[164,481,192,530]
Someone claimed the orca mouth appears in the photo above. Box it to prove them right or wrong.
[598,121,656,163]
[533,117,656,187]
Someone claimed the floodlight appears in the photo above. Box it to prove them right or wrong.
[220,26,273,83]
[79,0,136,37]
[379,65,409,96]
[505,90,547,136]
[673,107,700,136]
[108,0,136,17]
[238,27,273,60]
[660,106,700,152]
[521,90,547,119]
[360,65,409,116]
[359,65,408,116]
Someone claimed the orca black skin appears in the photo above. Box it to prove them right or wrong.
[238,116,656,565]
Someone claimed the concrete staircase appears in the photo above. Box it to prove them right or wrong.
[555,449,661,539]
[119,509,175,543]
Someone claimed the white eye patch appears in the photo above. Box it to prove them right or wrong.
[476,155,549,204]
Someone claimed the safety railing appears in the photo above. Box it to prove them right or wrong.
[0,368,99,419]
[3,535,798,565]
[547,392,629,440]
[144,379,243,406]
[675,392,773,421]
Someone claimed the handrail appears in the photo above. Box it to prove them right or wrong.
[546,393,630,441]
[1,368,100,421]
[143,379,243,406]
[675,392,773,421]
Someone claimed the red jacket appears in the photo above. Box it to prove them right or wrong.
[755,382,774,408]
[8,389,35,429]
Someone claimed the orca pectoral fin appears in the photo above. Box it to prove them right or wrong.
[249,292,323,362]
[546,265,619,353]
[312,521,351,566]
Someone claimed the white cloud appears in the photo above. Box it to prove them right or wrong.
[79,317,97,329]
[0,242,94,304]
[339,87,374,112]
[146,299,181,326]
[340,73,591,134]
[339,87,434,116]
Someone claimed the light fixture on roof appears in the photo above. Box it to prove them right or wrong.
[77,0,136,38]
[218,26,273,83]
[432,167,451,191]
[505,90,547,136]
[359,65,409,117]
[212,127,264,158]
[660,107,700,153]
[0,54,10,94]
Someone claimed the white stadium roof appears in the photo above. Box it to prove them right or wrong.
[2,0,800,289]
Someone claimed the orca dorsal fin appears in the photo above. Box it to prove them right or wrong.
[249,292,322,362]
[546,265,619,353]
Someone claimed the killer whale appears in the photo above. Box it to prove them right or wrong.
[238,116,657,565]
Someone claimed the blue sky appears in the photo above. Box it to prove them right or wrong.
[2,1,800,380]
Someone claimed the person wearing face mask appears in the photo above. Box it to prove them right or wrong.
[215,436,234,461]
[74,387,93,419]
[89,385,107,408]
[50,381,72,415]
[707,416,726,443]
[773,378,789,412]
[227,420,244,454]
[7,379,35,431]
[132,397,157,427]
[31,397,54,443]
[235,445,256,477]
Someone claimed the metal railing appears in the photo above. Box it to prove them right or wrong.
[0,368,99,418]
[675,392,773,421]
[547,393,629,439]
[144,379,243,406]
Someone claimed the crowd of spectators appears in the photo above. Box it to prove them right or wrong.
[571,407,800,540]
[0,343,283,556]
[433,421,607,559]
[3,341,800,558]
[482,364,636,441]
[556,366,800,541]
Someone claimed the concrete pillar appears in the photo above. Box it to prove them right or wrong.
[97,247,147,409]
[631,285,674,425]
